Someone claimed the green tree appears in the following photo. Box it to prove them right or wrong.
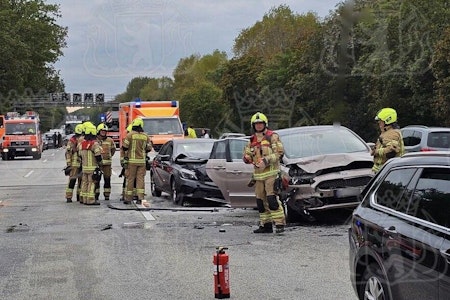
[0,0,67,97]
[432,27,450,126]
[139,77,174,101]
[179,82,226,136]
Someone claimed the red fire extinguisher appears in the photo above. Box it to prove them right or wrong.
[213,246,230,299]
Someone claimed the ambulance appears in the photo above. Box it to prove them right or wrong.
[1,111,43,160]
[119,100,184,152]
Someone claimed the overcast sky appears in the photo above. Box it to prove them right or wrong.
[50,0,341,99]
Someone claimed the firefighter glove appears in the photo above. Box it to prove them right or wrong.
[92,167,102,181]
[64,166,72,176]
[122,157,129,169]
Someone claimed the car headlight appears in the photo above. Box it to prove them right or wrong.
[179,168,198,180]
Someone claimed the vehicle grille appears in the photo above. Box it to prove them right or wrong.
[12,141,30,146]
[317,176,372,189]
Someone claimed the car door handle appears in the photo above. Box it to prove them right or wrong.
[213,166,226,170]
[227,170,243,175]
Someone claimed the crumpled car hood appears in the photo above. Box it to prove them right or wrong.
[283,152,373,174]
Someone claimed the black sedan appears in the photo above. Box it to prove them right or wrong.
[150,138,224,205]
[349,151,450,299]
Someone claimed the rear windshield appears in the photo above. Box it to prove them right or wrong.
[427,132,450,149]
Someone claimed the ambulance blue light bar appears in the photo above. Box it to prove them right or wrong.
[171,100,177,107]
[135,98,141,108]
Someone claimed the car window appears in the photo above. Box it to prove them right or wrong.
[375,168,417,213]
[158,142,170,155]
[210,140,226,159]
[408,167,450,227]
[402,129,421,147]
[427,132,450,148]
[229,139,247,161]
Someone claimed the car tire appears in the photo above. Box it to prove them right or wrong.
[170,179,183,205]
[150,172,162,197]
[359,263,391,300]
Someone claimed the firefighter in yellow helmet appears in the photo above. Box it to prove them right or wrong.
[119,124,134,201]
[243,112,286,234]
[64,123,84,203]
[94,123,116,201]
[78,123,103,205]
[372,108,405,173]
[122,118,152,204]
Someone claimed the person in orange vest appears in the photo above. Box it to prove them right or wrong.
[122,118,152,204]
[243,112,286,234]
[94,123,116,201]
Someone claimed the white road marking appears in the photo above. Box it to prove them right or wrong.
[24,170,34,178]
[135,204,156,220]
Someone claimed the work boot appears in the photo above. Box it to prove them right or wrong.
[76,195,80,202]
[253,223,273,233]
[136,199,142,205]
[275,225,285,234]
[66,198,72,203]
[104,197,109,201]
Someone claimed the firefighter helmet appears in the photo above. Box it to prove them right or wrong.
[97,123,108,134]
[375,108,397,125]
[82,121,95,134]
[132,118,144,128]
[250,112,268,126]
[74,124,83,135]
[127,124,133,132]
[84,123,97,135]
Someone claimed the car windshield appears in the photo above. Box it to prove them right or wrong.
[143,118,183,135]
[5,123,36,135]
[174,141,215,159]
[280,128,368,159]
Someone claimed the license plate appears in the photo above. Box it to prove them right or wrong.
[16,148,25,151]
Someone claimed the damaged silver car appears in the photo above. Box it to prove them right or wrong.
[277,125,374,221]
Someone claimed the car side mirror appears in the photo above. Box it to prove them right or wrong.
[160,154,170,161]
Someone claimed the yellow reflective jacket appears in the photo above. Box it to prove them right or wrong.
[123,131,152,165]
[243,130,284,180]
[97,136,116,165]
[372,127,405,173]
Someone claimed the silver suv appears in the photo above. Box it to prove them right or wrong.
[401,125,450,152]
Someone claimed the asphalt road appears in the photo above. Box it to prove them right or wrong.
[0,148,358,300]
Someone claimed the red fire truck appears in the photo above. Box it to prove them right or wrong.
[1,111,43,160]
